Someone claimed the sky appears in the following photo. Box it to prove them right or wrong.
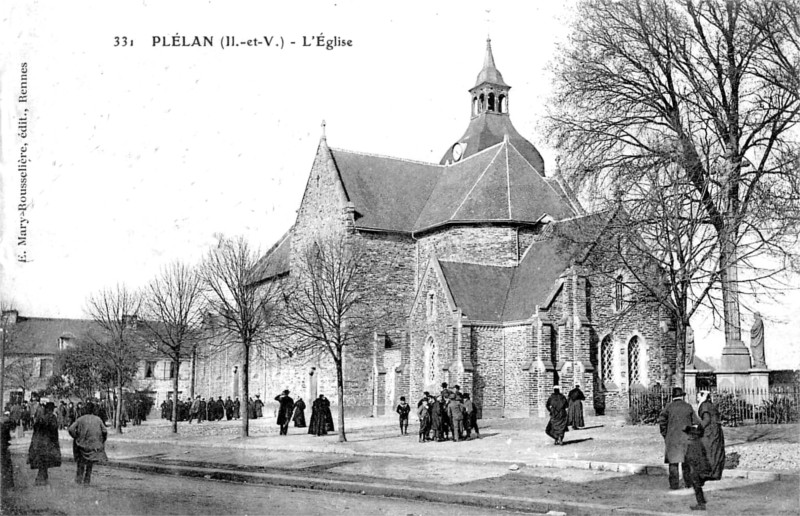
[1,0,798,369]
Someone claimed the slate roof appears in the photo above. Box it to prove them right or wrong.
[434,212,611,322]
[7,317,98,355]
[330,151,440,232]
[250,229,292,282]
[439,261,514,322]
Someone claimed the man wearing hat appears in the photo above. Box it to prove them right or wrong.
[545,386,569,445]
[658,387,702,490]
[274,390,294,435]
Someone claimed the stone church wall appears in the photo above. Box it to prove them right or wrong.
[416,225,518,281]
[408,261,458,406]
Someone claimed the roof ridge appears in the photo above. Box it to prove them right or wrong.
[17,316,93,323]
[438,258,516,269]
[450,145,504,220]
[329,147,439,167]
[445,141,504,167]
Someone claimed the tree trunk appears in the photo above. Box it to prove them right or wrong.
[336,357,347,443]
[172,359,180,433]
[190,346,197,399]
[241,343,249,438]
[116,371,124,434]
[674,322,686,391]
[0,332,6,410]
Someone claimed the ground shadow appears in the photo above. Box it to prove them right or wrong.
[560,437,593,446]
[574,424,604,431]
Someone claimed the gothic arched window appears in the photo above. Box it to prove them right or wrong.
[601,335,615,385]
[488,92,495,112]
[614,275,624,311]
[628,336,641,385]
[499,94,507,113]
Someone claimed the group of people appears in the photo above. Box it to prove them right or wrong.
[544,384,586,446]
[4,396,109,436]
[273,390,334,437]
[1,398,108,490]
[413,383,480,442]
[161,394,276,423]
[658,387,726,512]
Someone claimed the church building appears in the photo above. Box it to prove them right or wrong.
[236,39,678,418]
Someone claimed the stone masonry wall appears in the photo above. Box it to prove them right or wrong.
[408,261,458,406]
[416,226,519,283]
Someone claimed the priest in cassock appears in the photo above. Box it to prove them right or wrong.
[545,386,569,445]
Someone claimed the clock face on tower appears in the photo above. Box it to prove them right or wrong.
[452,142,466,161]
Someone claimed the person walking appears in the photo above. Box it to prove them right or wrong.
[658,387,701,489]
[292,398,307,428]
[545,386,568,445]
[396,397,411,435]
[68,402,108,485]
[567,384,586,430]
[697,391,725,481]
[224,397,233,421]
[683,424,712,511]
[27,401,61,486]
[274,390,294,436]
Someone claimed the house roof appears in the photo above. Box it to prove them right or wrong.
[8,317,98,355]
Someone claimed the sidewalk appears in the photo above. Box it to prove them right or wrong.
[8,415,799,515]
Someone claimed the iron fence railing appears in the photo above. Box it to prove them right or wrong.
[628,384,800,426]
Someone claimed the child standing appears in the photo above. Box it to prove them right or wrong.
[683,424,712,511]
[396,396,411,435]
[417,398,431,442]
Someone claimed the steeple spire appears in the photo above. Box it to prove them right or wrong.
[474,37,508,88]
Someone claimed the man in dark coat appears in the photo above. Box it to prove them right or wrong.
[418,398,431,442]
[446,394,464,441]
[658,387,701,489]
[233,397,241,419]
[1,412,16,490]
[697,391,725,481]
[292,398,307,427]
[274,390,294,435]
[27,401,61,486]
[430,396,443,441]
[68,401,108,485]
[189,396,201,424]
[567,384,586,430]
[224,397,233,421]
[462,393,480,439]
[545,386,569,445]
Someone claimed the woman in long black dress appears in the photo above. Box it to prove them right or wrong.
[309,395,327,436]
[292,398,307,428]
[697,391,725,480]
[27,401,61,486]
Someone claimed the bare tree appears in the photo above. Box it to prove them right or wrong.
[4,357,41,402]
[280,233,369,443]
[85,284,143,434]
[568,160,723,387]
[141,261,205,433]
[548,0,800,348]
[201,235,280,438]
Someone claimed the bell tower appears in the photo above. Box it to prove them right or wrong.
[469,38,510,118]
